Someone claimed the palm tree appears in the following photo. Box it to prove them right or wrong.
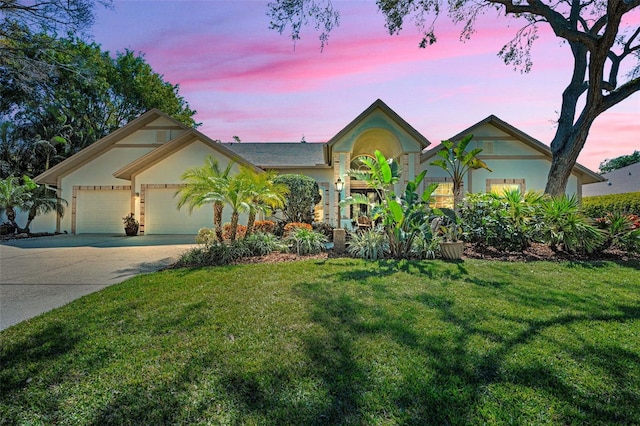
[0,175,36,231]
[175,156,233,243]
[23,184,68,233]
[239,168,288,237]
[221,173,254,242]
[429,134,492,213]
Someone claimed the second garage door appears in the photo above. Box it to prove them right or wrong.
[145,187,213,234]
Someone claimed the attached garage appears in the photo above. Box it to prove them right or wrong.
[142,185,213,234]
[74,186,131,234]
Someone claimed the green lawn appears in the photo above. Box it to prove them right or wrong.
[1,258,640,425]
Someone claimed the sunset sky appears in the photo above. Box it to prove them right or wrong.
[92,1,639,171]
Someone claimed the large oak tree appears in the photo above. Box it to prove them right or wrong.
[268,0,640,195]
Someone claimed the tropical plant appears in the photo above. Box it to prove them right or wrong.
[429,134,492,213]
[238,168,288,237]
[595,212,640,253]
[23,184,67,233]
[273,174,321,224]
[539,195,606,254]
[347,227,389,260]
[284,221,313,236]
[460,189,544,252]
[343,150,439,259]
[176,156,233,243]
[253,220,277,234]
[284,227,327,255]
[243,232,289,256]
[0,175,36,230]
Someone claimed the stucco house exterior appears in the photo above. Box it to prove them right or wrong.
[31,99,602,234]
[582,162,640,197]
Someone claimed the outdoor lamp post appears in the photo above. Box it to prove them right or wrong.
[333,177,346,253]
[335,178,344,229]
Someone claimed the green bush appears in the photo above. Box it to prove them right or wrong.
[285,228,327,255]
[177,240,252,267]
[582,192,640,217]
[539,196,606,254]
[195,228,216,245]
[243,232,289,256]
[460,190,543,252]
[595,212,640,253]
[347,228,389,260]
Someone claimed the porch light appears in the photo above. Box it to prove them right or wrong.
[335,178,344,192]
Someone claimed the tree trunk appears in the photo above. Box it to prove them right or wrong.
[245,210,256,238]
[453,182,464,215]
[213,201,223,243]
[230,211,239,242]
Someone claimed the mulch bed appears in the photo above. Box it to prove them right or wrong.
[232,243,639,265]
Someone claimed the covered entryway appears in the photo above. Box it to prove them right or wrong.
[74,186,131,234]
[143,185,213,234]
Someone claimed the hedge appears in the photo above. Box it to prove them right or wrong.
[582,192,640,218]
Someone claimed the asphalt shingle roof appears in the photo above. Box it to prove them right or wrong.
[223,142,327,168]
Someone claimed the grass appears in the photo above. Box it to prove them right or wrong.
[1,258,640,425]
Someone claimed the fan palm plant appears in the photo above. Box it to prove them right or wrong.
[176,156,232,243]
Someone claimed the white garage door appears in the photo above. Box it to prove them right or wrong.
[76,189,130,233]
[145,188,213,234]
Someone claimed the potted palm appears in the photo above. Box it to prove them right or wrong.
[435,208,464,260]
[123,213,139,236]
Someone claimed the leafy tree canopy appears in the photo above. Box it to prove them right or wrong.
[599,150,640,173]
[1,36,198,178]
[268,0,640,195]
[273,174,321,224]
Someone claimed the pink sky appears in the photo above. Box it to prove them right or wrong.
[92,1,640,171]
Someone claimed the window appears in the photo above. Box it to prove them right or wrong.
[486,179,525,195]
[429,181,454,208]
[314,187,326,222]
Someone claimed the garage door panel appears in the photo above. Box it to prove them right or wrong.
[76,190,130,233]
[146,188,212,234]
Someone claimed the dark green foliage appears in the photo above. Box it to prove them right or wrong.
[312,221,334,241]
[539,196,606,254]
[599,151,640,173]
[582,192,640,217]
[243,232,289,256]
[460,190,543,252]
[1,37,197,178]
[595,212,640,253]
[273,174,321,224]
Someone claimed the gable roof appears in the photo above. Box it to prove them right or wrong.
[113,130,263,180]
[327,99,431,150]
[583,161,640,196]
[420,114,603,184]
[35,109,191,185]
[223,142,328,168]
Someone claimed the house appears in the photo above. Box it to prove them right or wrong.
[420,115,603,208]
[582,162,640,197]
[31,99,603,234]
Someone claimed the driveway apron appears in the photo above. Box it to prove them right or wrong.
[0,234,196,331]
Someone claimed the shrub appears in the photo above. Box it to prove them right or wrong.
[595,212,640,253]
[243,232,289,256]
[223,223,246,240]
[195,228,216,245]
[284,227,327,255]
[347,228,389,260]
[253,220,276,234]
[411,231,440,259]
[460,190,543,252]
[176,240,252,267]
[273,174,321,224]
[312,221,335,241]
[582,192,640,217]
[539,196,606,254]
[283,222,313,237]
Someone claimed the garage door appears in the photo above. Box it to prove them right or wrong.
[76,189,130,233]
[145,188,213,234]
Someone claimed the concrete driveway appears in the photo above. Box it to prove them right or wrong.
[0,234,196,331]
